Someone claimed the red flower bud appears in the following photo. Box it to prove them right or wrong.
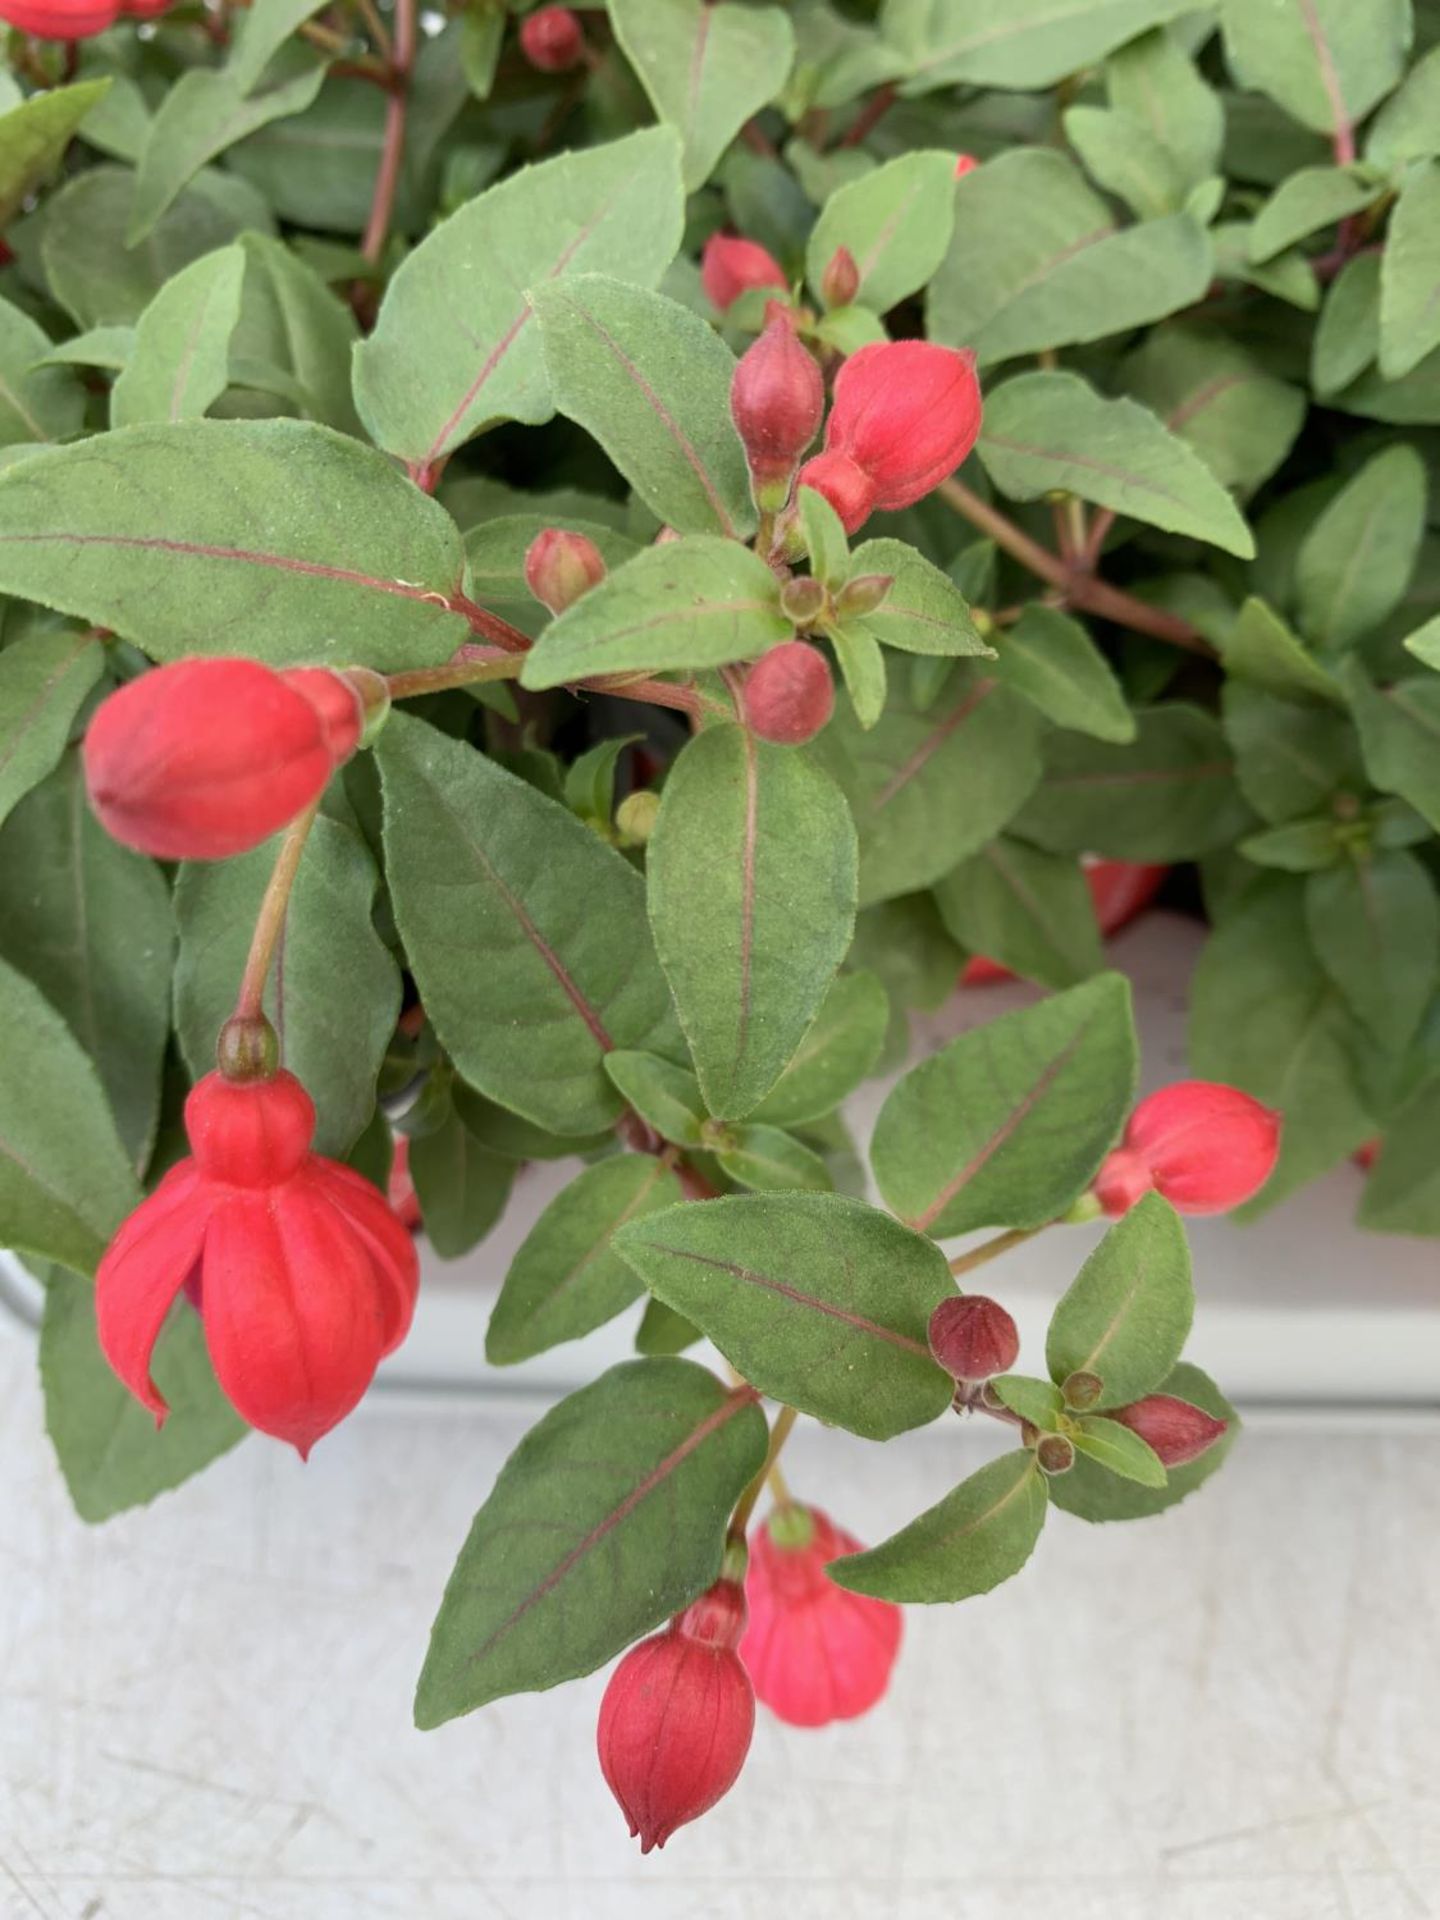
[730,302,824,507]
[742,641,834,745]
[1109,1394,1229,1468]
[927,1293,1020,1383]
[1094,1081,1282,1217]
[519,4,585,71]
[742,1506,901,1726]
[702,233,787,313]
[598,1579,754,1851]
[96,1070,419,1456]
[0,0,118,35]
[83,657,363,861]
[819,244,860,310]
[524,527,607,614]
[796,340,982,533]
[954,153,980,178]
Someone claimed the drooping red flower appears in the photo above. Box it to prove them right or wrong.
[598,1577,754,1851]
[730,302,824,504]
[83,657,365,861]
[796,340,982,533]
[743,641,834,746]
[963,857,1167,985]
[519,4,586,70]
[702,233,788,312]
[1094,1081,1282,1217]
[524,527,607,613]
[97,1070,419,1457]
[1109,1394,1228,1467]
[741,1506,902,1727]
[0,0,118,35]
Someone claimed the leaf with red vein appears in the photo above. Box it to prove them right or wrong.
[615,1192,956,1440]
[414,1357,766,1725]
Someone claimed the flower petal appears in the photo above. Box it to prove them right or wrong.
[95,1163,208,1423]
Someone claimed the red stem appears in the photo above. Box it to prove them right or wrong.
[361,0,415,266]
[840,83,896,149]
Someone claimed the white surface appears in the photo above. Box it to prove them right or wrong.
[3,1322,1439,1920]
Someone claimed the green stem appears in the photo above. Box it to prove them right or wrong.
[948,1225,1037,1279]
[385,649,522,700]
[233,802,320,1022]
[728,1403,800,1541]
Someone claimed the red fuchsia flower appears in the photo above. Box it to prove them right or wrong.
[96,1069,419,1457]
[963,857,1167,985]
[1094,1081,1282,1217]
[743,641,834,745]
[741,1506,902,1727]
[598,1577,754,1852]
[954,153,980,178]
[702,233,788,313]
[730,302,825,508]
[83,657,365,862]
[519,4,586,71]
[524,527,607,613]
[795,340,983,534]
[1109,1394,1228,1468]
[0,0,117,32]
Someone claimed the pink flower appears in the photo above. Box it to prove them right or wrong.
[702,233,788,312]
[741,1506,902,1727]
[1094,1081,1282,1217]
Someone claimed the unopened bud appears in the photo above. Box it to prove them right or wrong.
[927,1293,1020,1383]
[1109,1394,1229,1468]
[524,527,607,615]
[615,789,660,844]
[1036,1433,1075,1475]
[519,5,586,71]
[1095,1081,1282,1217]
[742,641,834,746]
[819,244,860,311]
[730,302,825,512]
[780,574,829,627]
[216,1013,280,1084]
[1062,1370,1103,1410]
[836,572,893,619]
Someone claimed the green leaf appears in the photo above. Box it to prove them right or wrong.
[1294,445,1427,652]
[798,486,850,590]
[933,838,1104,990]
[532,275,753,539]
[830,619,887,727]
[0,953,141,1273]
[233,231,363,436]
[409,1103,514,1258]
[1366,44,1440,169]
[1190,880,1372,1206]
[1069,1414,1167,1487]
[928,148,1211,367]
[1014,704,1253,861]
[448,1083,610,1163]
[1380,162,1440,380]
[0,420,469,671]
[228,0,330,94]
[414,1357,766,1725]
[174,813,399,1156]
[0,294,84,449]
[1313,253,1381,396]
[41,1268,246,1524]
[1046,1193,1193,1410]
[871,972,1137,1237]
[1305,851,1438,1053]
[978,372,1254,559]
[1223,682,1362,824]
[989,1374,1065,1431]
[0,754,171,1172]
[991,605,1135,742]
[1211,220,1319,312]
[747,968,889,1126]
[1217,596,1346,707]
[811,665,1042,905]
[829,1450,1047,1602]
[1121,325,1306,496]
[378,713,680,1137]
[847,538,992,656]
[609,0,795,190]
[1064,105,1186,219]
[110,244,244,430]
[355,127,684,468]
[1048,1362,1236,1521]
[604,1051,706,1147]
[0,630,103,829]
[521,538,789,688]
[0,79,111,228]
[635,1294,701,1355]
[1106,27,1223,189]
[129,49,328,244]
[487,1155,686,1364]
[1249,166,1381,262]
[716,1124,832,1193]
[1241,817,1344,870]
[647,723,857,1120]
[614,1192,954,1439]
[32,325,135,374]
[886,0,1196,91]
[805,150,957,313]
[1220,0,1410,140]
[1358,1074,1440,1232]
[1344,664,1440,829]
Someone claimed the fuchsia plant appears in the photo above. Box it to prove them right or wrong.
[1,0,1436,1860]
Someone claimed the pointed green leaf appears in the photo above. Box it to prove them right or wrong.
[886,0,1196,91]
[799,485,850,590]
[1380,162,1440,380]
[829,1450,1048,1602]
[1048,1362,1236,1521]
[1345,664,1440,829]
[1249,166,1381,263]
[747,969,888,1127]
[110,244,244,429]
[1069,1414,1167,1486]
[1313,253,1380,396]
[1046,1193,1193,1409]
[1064,105,1186,219]
[989,1375,1065,1431]
[933,837,1104,990]
[1220,0,1410,140]
[0,630,103,829]
[615,1192,954,1439]
[1121,325,1305,496]
[0,78,111,228]
[1217,597,1345,707]
[1305,851,1439,1053]
[830,619,887,727]
[409,1102,514,1259]
[414,1358,767,1724]
[1367,44,1440,169]
[233,231,363,435]
[991,605,1134,742]
[603,1050,706,1148]
[1107,27,1223,188]
[847,537,992,656]
[0,294,85,449]
[1294,445,1426,652]
[716,1125,832,1193]
[228,0,331,94]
